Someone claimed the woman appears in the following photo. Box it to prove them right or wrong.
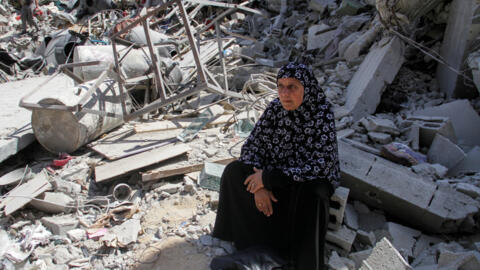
[212,62,340,269]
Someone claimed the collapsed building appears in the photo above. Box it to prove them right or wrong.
[0,0,479,269]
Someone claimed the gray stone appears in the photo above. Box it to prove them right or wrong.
[456,183,480,199]
[344,36,405,121]
[155,183,182,194]
[413,100,480,150]
[41,215,78,236]
[359,237,412,270]
[328,251,355,270]
[344,204,359,230]
[386,222,421,258]
[368,132,392,144]
[307,24,336,51]
[348,249,372,269]
[339,140,479,233]
[360,117,400,135]
[183,177,197,195]
[449,146,480,176]
[326,225,357,252]
[356,230,376,247]
[427,134,466,169]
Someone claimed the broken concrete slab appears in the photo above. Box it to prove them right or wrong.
[344,36,405,121]
[359,237,412,270]
[360,116,400,135]
[309,0,336,13]
[41,214,78,236]
[336,0,365,16]
[455,183,480,199]
[406,116,456,148]
[102,219,141,248]
[368,132,392,144]
[386,222,422,258]
[344,203,359,230]
[338,140,479,233]
[437,0,480,98]
[413,100,480,150]
[0,167,33,186]
[343,21,382,62]
[413,234,443,258]
[307,24,336,51]
[437,250,480,270]
[326,225,357,252]
[348,248,372,269]
[427,134,466,170]
[449,146,480,176]
[29,192,73,214]
[95,144,191,183]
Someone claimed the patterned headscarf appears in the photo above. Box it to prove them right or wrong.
[239,62,340,183]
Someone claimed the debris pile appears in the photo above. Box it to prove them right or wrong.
[0,0,480,269]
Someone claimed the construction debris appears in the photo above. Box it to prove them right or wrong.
[0,0,479,269]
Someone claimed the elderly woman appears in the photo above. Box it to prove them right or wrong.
[212,62,340,269]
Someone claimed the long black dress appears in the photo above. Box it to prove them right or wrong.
[212,160,333,269]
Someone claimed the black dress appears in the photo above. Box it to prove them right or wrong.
[212,160,333,269]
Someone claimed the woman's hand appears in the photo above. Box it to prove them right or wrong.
[244,167,264,193]
[254,189,278,217]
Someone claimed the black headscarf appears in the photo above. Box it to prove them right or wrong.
[239,62,340,183]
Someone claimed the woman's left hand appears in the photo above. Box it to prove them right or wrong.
[244,167,264,193]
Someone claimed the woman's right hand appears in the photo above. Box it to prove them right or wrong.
[254,189,278,217]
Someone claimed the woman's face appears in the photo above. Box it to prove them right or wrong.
[277,77,304,111]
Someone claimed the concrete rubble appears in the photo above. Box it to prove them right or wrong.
[0,0,479,269]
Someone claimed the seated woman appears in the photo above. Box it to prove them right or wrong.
[212,62,340,269]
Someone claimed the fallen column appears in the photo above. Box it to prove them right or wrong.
[338,140,479,233]
[344,36,405,121]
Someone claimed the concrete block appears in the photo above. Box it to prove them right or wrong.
[456,183,480,199]
[406,116,456,147]
[328,251,355,270]
[437,0,480,98]
[29,192,73,214]
[41,215,78,236]
[438,250,480,269]
[408,124,420,150]
[339,140,480,233]
[336,0,365,16]
[329,186,350,231]
[368,132,392,144]
[355,230,376,247]
[307,24,336,51]
[412,163,448,179]
[67,228,86,242]
[359,237,412,270]
[339,32,362,58]
[348,248,372,269]
[412,234,443,258]
[360,116,400,135]
[326,225,357,252]
[344,204,359,230]
[52,178,82,195]
[344,36,405,121]
[414,100,480,150]
[427,134,466,170]
[449,146,480,176]
[386,222,422,258]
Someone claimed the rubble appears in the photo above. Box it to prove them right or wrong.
[0,0,478,268]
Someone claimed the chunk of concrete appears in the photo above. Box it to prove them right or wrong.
[414,100,480,150]
[41,215,78,236]
[338,140,479,233]
[328,251,355,270]
[368,132,392,144]
[309,0,336,13]
[101,219,141,248]
[406,116,456,147]
[437,0,480,98]
[359,237,412,270]
[326,225,357,252]
[344,36,405,121]
[427,134,466,170]
[449,146,480,176]
[329,186,350,231]
[360,116,400,135]
[67,228,86,242]
[412,163,448,179]
[344,204,359,230]
[336,0,365,16]
[437,250,480,269]
[29,192,73,214]
[358,210,386,232]
[412,234,443,258]
[343,22,382,62]
[348,249,372,269]
[456,183,480,199]
[386,222,422,258]
[355,230,376,247]
[307,24,337,51]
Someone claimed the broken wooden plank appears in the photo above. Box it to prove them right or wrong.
[142,157,236,182]
[0,172,51,216]
[95,144,191,183]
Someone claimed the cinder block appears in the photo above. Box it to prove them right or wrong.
[326,225,357,252]
[41,215,78,236]
[329,186,350,230]
[427,134,466,169]
[359,237,412,270]
[406,116,456,147]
